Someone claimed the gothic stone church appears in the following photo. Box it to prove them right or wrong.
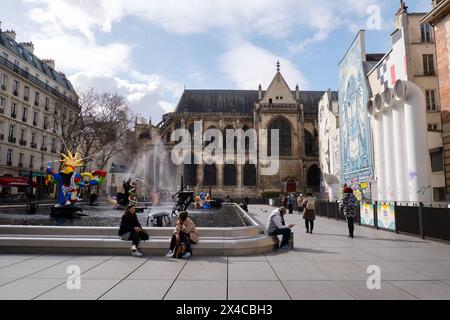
[137,66,331,198]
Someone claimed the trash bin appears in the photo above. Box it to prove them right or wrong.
[269,199,274,206]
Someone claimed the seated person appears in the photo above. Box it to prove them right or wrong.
[166,211,199,258]
[266,207,295,250]
[119,204,149,257]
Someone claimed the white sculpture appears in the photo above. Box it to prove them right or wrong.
[368,80,432,203]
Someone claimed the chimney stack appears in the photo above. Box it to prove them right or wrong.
[295,84,300,100]
[258,83,262,100]
[20,42,34,54]
[43,59,55,69]
[4,30,16,41]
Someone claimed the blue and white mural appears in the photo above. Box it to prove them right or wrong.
[339,32,373,184]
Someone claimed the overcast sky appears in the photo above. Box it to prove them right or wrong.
[0,0,431,123]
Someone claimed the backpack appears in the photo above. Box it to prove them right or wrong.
[172,242,187,259]
[305,198,315,210]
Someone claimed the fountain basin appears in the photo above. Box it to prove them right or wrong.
[0,204,279,256]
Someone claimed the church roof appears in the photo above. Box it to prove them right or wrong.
[174,89,334,115]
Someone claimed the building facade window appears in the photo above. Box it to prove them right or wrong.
[243,163,257,186]
[203,164,217,186]
[22,107,27,123]
[0,97,4,112]
[10,102,17,118]
[24,86,29,101]
[421,23,432,43]
[6,148,13,165]
[33,111,38,126]
[8,124,15,143]
[425,90,437,111]
[430,150,444,172]
[223,164,237,186]
[44,97,49,111]
[34,91,40,106]
[1,74,7,90]
[268,117,292,157]
[30,155,34,169]
[13,80,19,96]
[428,123,439,131]
[423,54,435,76]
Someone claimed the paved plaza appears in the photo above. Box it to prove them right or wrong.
[1,205,450,300]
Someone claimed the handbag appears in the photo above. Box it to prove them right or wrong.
[172,242,187,259]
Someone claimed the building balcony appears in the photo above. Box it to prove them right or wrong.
[18,162,23,168]
[11,113,17,119]
[40,146,47,152]
[24,96,29,102]
[31,142,37,149]
[8,137,16,144]
[35,101,39,107]
[13,90,19,97]
[0,55,79,108]
[33,121,37,126]
[22,117,27,123]
[0,108,4,114]
[51,147,57,154]
[1,85,6,91]
[19,139,27,147]
[6,161,12,166]
[0,134,4,141]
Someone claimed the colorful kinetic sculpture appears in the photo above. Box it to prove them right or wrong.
[194,192,212,209]
[46,151,107,206]
[128,179,138,204]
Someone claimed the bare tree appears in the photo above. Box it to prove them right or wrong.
[54,89,134,171]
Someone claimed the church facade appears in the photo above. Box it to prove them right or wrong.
[134,65,335,198]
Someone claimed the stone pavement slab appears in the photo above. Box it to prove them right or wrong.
[178,260,227,281]
[282,281,354,300]
[36,279,120,300]
[309,261,368,281]
[395,261,450,280]
[164,280,227,300]
[352,261,432,281]
[127,258,187,280]
[0,257,72,279]
[0,278,64,300]
[27,258,110,279]
[99,280,172,300]
[269,261,327,281]
[389,281,450,300]
[228,281,290,300]
[336,281,417,300]
[81,258,146,280]
[228,261,278,281]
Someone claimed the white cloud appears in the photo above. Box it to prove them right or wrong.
[219,41,308,90]
[31,32,131,78]
[23,0,383,49]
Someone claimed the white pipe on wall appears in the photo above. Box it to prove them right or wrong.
[391,97,409,202]
[368,98,385,201]
[394,80,432,203]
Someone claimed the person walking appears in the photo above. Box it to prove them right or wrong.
[302,193,316,234]
[119,204,149,257]
[340,187,357,238]
[287,194,294,214]
[266,207,295,250]
[166,211,199,258]
[297,193,305,214]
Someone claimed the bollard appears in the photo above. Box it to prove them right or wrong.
[289,232,294,249]
[418,202,425,239]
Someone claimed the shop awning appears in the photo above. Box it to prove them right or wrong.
[0,177,39,188]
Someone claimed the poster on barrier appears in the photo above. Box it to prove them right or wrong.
[377,203,396,231]
[360,202,375,227]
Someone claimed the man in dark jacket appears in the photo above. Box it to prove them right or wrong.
[119,204,149,257]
